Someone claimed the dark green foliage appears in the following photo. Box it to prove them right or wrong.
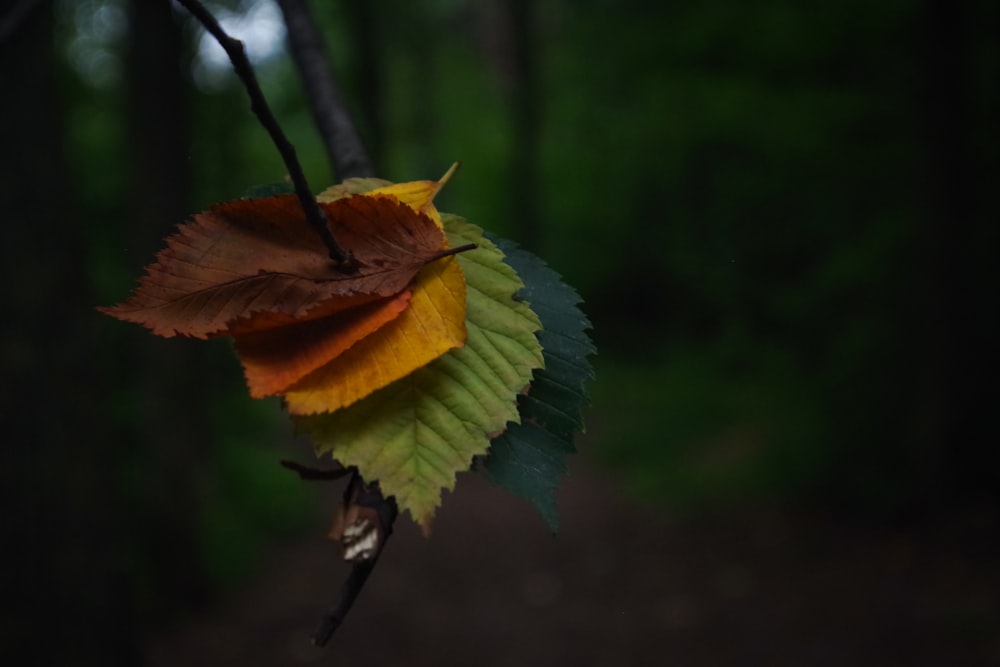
[486,423,576,532]
[482,238,595,531]
[242,181,294,199]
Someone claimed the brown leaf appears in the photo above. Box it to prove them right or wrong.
[99,194,448,338]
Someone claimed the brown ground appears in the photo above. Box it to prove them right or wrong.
[146,457,1000,667]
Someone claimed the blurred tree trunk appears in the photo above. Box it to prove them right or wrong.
[507,0,540,251]
[122,0,213,617]
[345,0,383,169]
[398,0,438,178]
[0,2,140,665]
[917,0,997,504]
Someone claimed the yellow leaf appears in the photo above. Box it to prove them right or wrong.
[283,255,467,414]
[317,163,459,230]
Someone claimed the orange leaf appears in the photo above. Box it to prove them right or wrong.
[282,255,467,415]
[234,290,413,398]
[99,194,448,339]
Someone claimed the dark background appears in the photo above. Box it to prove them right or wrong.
[2,0,998,665]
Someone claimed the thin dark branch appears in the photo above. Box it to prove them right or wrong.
[312,559,377,645]
[507,0,540,251]
[174,0,355,269]
[279,459,350,481]
[275,0,375,180]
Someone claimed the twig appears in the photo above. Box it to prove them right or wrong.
[313,473,399,646]
[280,459,403,645]
[275,0,375,180]
[313,559,378,645]
[279,459,350,481]
[174,0,355,269]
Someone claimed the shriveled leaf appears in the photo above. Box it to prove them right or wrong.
[481,239,595,532]
[295,215,544,530]
[99,194,448,339]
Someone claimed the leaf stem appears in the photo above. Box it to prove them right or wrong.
[174,0,355,269]
[428,243,478,263]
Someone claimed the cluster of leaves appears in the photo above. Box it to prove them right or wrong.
[101,168,593,532]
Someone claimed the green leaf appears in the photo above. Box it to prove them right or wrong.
[481,238,595,532]
[316,177,393,201]
[294,216,544,530]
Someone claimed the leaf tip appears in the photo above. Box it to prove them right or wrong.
[437,162,461,189]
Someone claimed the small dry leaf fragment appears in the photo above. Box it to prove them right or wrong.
[328,475,392,562]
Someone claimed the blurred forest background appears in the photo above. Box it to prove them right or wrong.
[2,0,998,665]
